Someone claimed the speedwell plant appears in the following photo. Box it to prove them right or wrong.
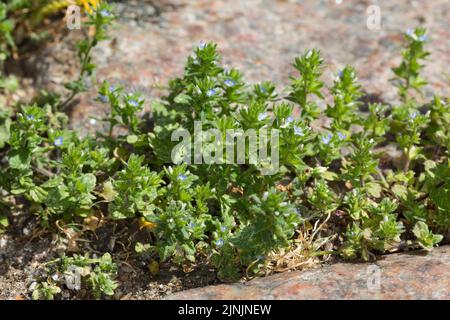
[0,21,448,297]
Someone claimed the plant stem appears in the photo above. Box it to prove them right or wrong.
[59,39,94,112]
[403,147,411,172]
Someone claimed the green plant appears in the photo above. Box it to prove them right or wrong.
[392,27,430,101]
[361,103,391,139]
[340,198,405,260]
[413,221,443,251]
[287,49,324,123]
[31,282,62,300]
[108,154,163,219]
[326,66,362,131]
[340,135,380,193]
[0,26,448,285]
[33,253,118,300]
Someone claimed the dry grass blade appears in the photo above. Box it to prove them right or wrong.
[259,215,336,276]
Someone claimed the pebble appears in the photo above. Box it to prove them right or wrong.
[28,282,38,292]
[0,238,7,249]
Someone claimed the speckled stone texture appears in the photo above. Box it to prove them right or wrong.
[166,246,450,299]
[31,0,450,134]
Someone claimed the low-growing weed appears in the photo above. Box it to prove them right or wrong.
[0,19,448,287]
[31,253,118,300]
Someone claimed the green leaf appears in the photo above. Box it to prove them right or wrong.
[8,149,31,170]
[322,170,338,181]
[413,221,443,251]
[160,244,176,261]
[126,134,138,144]
[174,93,191,104]
[430,187,450,212]
[80,173,96,192]
[100,181,117,202]
[0,214,9,228]
[391,184,408,199]
[29,186,48,203]
[366,182,382,198]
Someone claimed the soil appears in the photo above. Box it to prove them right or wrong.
[0,216,219,300]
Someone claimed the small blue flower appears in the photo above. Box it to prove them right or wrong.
[26,115,35,121]
[337,132,347,140]
[109,85,116,92]
[409,111,418,120]
[285,116,294,124]
[54,136,63,147]
[100,10,112,17]
[215,238,224,247]
[294,125,304,136]
[206,89,217,97]
[406,28,414,37]
[418,34,428,42]
[129,99,140,107]
[198,40,206,50]
[177,174,187,181]
[224,79,236,87]
[338,69,344,78]
[259,85,267,93]
[220,226,227,232]
[258,112,268,121]
[322,134,332,145]
[280,116,294,128]
[294,208,302,216]
[188,222,196,228]
[98,94,109,103]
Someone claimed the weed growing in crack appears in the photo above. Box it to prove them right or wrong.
[0,21,448,293]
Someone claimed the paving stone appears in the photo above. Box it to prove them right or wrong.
[165,246,450,299]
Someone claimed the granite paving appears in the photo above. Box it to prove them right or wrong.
[166,246,450,300]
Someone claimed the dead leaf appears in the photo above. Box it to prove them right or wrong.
[148,260,159,275]
[138,217,157,230]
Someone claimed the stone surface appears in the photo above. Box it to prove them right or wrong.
[166,246,450,299]
[29,0,450,133]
